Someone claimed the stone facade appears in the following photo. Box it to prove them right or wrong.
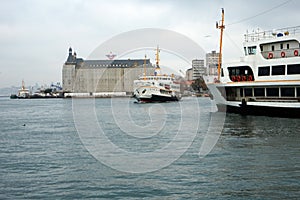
[62,48,154,94]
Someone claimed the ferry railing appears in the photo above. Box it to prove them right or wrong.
[244,26,300,42]
[261,47,300,59]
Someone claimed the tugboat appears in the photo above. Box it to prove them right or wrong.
[206,9,300,117]
[133,46,181,103]
[10,80,30,99]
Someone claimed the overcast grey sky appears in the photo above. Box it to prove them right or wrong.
[0,0,298,88]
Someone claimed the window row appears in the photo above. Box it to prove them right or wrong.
[241,87,300,97]
[88,64,129,67]
[258,64,300,76]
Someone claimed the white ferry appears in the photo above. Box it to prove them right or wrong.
[133,47,181,103]
[207,9,300,117]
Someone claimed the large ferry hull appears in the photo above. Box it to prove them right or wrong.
[208,83,300,118]
[223,104,300,118]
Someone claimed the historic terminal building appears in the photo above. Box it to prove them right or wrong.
[62,47,154,95]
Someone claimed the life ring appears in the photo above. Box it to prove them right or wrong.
[231,75,236,82]
[248,75,253,81]
[294,50,299,56]
[281,51,285,58]
[242,76,247,81]
[236,75,241,82]
[268,52,273,59]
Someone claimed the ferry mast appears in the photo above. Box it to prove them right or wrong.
[216,8,225,81]
[155,45,160,67]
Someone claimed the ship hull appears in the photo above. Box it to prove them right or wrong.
[135,94,180,103]
[208,83,300,118]
[218,104,300,118]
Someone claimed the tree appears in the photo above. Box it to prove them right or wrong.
[191,77,208,93]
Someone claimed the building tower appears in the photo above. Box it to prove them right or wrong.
[206,50,220,75]
[62,47,76,92]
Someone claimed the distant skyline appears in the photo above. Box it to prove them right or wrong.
[0,0,298,88]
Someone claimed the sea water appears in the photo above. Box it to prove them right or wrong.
[0,97,299,199]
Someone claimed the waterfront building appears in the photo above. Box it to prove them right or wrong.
[62,47,154,94]
[206,50,219,75]
[192,59,206,79]
[185,68,193,81]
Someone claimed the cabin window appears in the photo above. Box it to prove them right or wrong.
[287,64,300,75]
[254,88,265,97]
[281,87,295,97]
[280,44,283,49]
[240,88,244,97]
[258,66,270,76]
[248,46,257,55]
[272,65,285,75]
[260,45,264,52]
[244,47,248,55]
[266,88,279,97]
[287,44,290,49]
[272,45,275,51]
[244,88,253,97]
[228,66,254,81]
[297,88,300,97]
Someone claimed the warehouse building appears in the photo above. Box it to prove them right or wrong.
[62,47,154,95]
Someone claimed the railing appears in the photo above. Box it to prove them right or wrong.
[244,26,300,42]
[261,48,300,59]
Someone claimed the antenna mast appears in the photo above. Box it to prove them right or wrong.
[155,45,160,67]
[216,8,225,81]
[144,54,147,80]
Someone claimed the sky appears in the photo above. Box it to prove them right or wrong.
[0,0,299,88]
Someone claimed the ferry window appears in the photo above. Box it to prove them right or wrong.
[272,65,285,75]
[287,64,300,75]
[248,46,257,55]
[244,47,248,55]
[260,45,264,52]
[266,88,279,97]
[258,66,270,76]
[280,44,283,49]
[281,87,295,97]
[240,88,244,97]
[287,44,290,49]
[244,88,252,97]
[272,45,275,51]
[297,88,300,97]
[254,88,265,97]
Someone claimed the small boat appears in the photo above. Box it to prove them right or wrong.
[133,47,181,103]
[206,9,300,117]
[10,80,30,99]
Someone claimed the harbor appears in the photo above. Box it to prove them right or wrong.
[1,0,300,199]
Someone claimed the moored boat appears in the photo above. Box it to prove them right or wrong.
[10,80,30,99]
[206,9,300,117]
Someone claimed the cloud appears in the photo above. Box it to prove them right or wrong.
[0,0,298,87]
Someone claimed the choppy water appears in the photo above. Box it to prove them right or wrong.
[0,97,299,199]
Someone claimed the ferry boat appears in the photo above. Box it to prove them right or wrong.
[206,9,300,117]
[133,47,181,103]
